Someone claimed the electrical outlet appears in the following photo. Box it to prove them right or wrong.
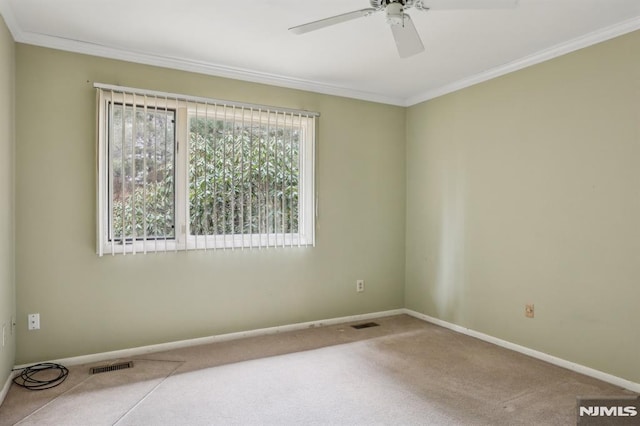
[28,313,40,330]
[356,279,365,293]
[525,304,534,318]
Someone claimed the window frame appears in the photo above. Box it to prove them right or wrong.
[106,101,178,245]
[96,86,317,255]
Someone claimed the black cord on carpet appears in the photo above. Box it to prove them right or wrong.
[12,362,69,390]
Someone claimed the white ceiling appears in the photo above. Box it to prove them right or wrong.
[1,0,639,106]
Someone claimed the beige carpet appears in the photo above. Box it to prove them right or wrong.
[0,315,636,425]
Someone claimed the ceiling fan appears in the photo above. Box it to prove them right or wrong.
[289,0,519,58]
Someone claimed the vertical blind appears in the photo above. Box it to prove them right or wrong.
[96,83,318,256]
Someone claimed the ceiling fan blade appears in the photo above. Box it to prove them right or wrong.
[390,14,425,58]
[289,8,377,35]
[417,0,518,10]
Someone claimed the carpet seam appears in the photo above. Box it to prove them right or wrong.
[111,360,186,426]
[14,373,94,425]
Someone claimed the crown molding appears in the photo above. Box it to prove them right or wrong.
[0,0,404,106]
[0,0,405,107]
[2,0,639,108]
[0,0,19,36]
[20,30,406,106]
[404,15,640,106]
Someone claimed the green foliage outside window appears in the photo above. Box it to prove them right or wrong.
[110,104,175,241]
[109,106,300,241]
[188,116,300,236]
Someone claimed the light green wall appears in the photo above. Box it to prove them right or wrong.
[10,27,640,386]
[406,30,640,383]
[14,45,406,364]
[0,15,15,387]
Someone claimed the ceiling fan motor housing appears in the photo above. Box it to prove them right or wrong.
[370,0,414,7]
[371,1,428,12]
[371,0,419,26]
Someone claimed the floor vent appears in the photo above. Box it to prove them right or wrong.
[351,322,380,330]
[90,361,134,375]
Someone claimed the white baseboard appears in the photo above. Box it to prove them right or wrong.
[13,309,405,370]
[403,309,640,394]
[0,371,15,408]
[11,307,638,395]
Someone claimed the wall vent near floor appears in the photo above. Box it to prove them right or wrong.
[90,361,134,374]
[351,322,380,330]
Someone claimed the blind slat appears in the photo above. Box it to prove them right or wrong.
[131,96,137,254]
[108,90,115,256]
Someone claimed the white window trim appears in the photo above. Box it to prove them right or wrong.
[96,84,317,255]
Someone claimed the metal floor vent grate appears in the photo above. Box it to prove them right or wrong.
[90,361,134,375]
[351,322,380,330]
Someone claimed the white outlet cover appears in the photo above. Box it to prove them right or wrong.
[28,313,40,330]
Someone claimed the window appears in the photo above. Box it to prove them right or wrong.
[96,84,317,255]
